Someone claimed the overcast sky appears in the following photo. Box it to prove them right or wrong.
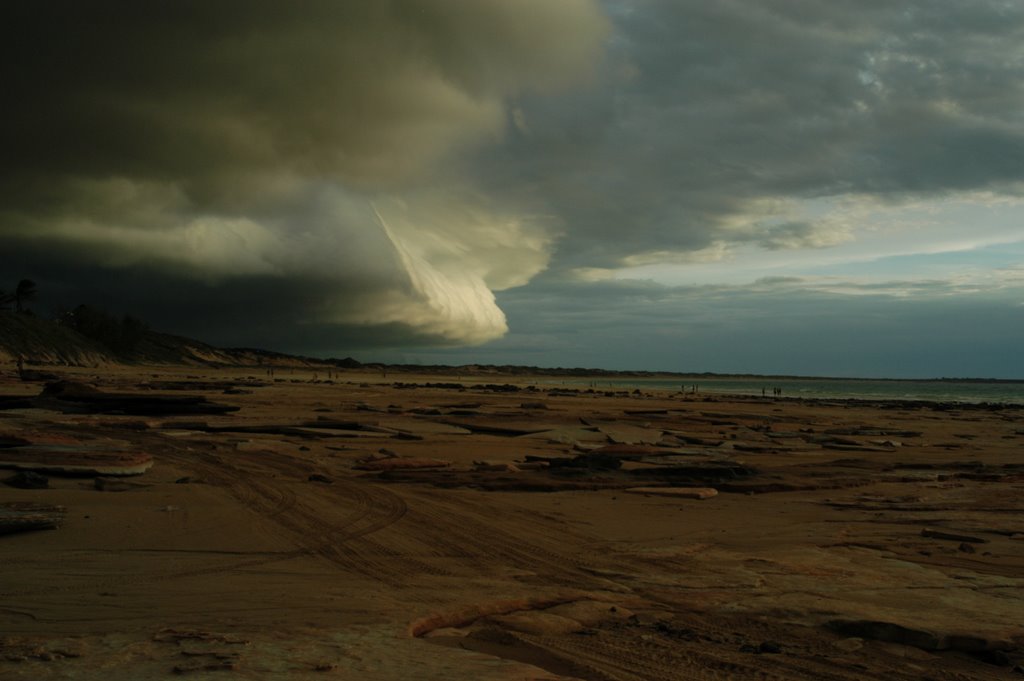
[3,1,1023,378]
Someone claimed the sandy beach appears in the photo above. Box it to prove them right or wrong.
[1,365,1022,679]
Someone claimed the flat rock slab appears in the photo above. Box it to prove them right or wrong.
[596,424,664,445]
[381,418,472,436]
[0,431,85,447]
[664,431,726,447]
[472,462,521,472]
[94,476,151,492]
[825,427,922,437]
[638,454,727,466]
[354,457,451,471]
[289,427,391,439]
[3,470,49,489]
[301,419,398,434]
[0,447,153,476]
[822,443,898,453]
[591,444,685,459]
[441,419,559,436]
[0,501,66,535]
[35,380,240,416]
[624,487,718,499]
[921,528,988,544]
[731,442,807,453]
[827,619,1013,653]
[516,426,606,443]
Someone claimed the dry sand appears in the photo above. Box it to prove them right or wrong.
[1,365,1022,679]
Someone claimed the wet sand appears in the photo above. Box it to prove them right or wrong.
[1,365,1022,679]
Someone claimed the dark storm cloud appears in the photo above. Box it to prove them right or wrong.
[0,0,608,345]
[2,1,607,190]
[4,0,1024,356]
[483,0,1024,269]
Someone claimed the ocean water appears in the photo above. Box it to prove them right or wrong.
[540,377,1024,405]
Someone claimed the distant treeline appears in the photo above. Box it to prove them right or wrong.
[0,279,148,355]
[58,305,150,354]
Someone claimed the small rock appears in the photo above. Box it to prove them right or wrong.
[656,622,697,640]
[308,474,333,484]
[958,542,976,554]
[3,471,49,489]
[833,637,864,652]
[827,619,943,651]
[921,528,987,544]
[421,627,470,639]
[966,649,1012,667]
[472,461,521,472]
[758,641,782,654]
[515,461,550,470]
[94,477,134,492]
[624,487,718,500]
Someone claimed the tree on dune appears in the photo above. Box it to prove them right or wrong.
[14,279,37,313]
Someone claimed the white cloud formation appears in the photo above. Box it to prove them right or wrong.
[0,1,609,344]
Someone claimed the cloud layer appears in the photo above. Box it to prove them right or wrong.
[485,0,1024,269]
[1,1,607,344]
[3,0,1023,371]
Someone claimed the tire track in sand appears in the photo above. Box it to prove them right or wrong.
[160,441,454,585]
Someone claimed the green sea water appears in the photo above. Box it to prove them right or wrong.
[540,376,1024,404]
